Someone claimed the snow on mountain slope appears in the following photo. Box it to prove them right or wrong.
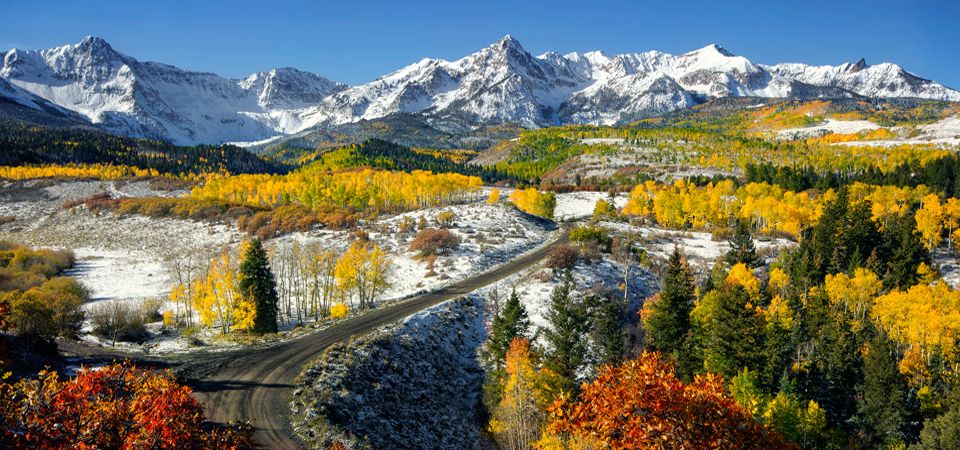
[766,59,960,101]
[2,35,958,145]
[0,36,343,144]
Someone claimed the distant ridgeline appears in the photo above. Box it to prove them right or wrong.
[298,138,511,182]
[0,119,282,176]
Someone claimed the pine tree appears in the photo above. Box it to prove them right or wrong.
[239,238,279,334]
[644,247,695,356]
[857,330,912,448]
[726,219,759,268]
[591,296,627,365]
[483,290,531,370]
[702,284,765,379]
[541,271,588,392]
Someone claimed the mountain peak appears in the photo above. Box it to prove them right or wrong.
[692,43,734,57]
[77,35,113,51]
[851,57,867,72]
[492,34,524,52]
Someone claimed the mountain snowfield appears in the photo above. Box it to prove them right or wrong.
[1,35,958,145]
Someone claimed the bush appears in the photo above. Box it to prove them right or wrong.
[8,281,86,340]
[410,228,460,256]
[436,210,456,228]
[397,216,415,234]
[569,225,613,252]
[546,244,580,270]
[0,363,254,448]
[90,300,158,344]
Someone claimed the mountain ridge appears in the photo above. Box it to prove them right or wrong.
[2,35,957,145]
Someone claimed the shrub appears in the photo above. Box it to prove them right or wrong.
[546,244,580,270]
[397,216,416,234]
[436,210,456,228]
[8,281,86,340]
[90,300,158,345]
[330,303,349,319]
[569,225,613,252]
[0,363,254,448]
[410,228,460,256]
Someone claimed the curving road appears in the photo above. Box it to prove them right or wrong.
[188,229,567,449]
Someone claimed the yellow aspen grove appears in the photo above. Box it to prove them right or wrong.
[191,250,253,333]
[0,163,160,180]
[190,168,481,214]
[334,241,392,310]
[872,281,960,368]
[508,188,556,219]
[621,179,942,238]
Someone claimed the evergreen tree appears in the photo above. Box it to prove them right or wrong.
[702,284,765,379]
[239,238,279,334]
[483,290,531,370]
[726,219,759,268]
[795,293,863,429]
[541,271,588,392]
[881,213,928,290]
[914,402,960,450]
[857,330,913,448]
[591,296,627,365]
[644,247,695,356]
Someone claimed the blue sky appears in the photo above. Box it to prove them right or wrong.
[4,0,958,88]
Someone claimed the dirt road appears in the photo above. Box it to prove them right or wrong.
[188,229,567,449]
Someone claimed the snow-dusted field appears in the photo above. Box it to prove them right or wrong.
[553,191,628,221]
[837,114,960,147]
[273,201,555,306]
[0,180,555,353]
[777,118,880,138]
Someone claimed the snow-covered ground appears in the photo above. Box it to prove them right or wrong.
[838,114,960,147]
[292,296,487,450]
[777,118,881,138]
[272,201,553,302]
[553,191,628,221]
[0,180,555,353]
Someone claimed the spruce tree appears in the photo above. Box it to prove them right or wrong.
[591,296,627,365]
[726,219,759,268]
[857,330,912,447]
[542,271,588,391]
[483,290,530,370]
[645,247,695,356]
[702,284,765,379]
[239,238,279,334]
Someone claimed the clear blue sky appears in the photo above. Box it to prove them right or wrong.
[4,0,958,88]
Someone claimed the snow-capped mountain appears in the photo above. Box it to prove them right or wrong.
[1,35,957,145]
[0,36,344,144]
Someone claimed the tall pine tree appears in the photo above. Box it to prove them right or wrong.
[857,330,915,447]
[542,271,588,392]
[726,219,759,268]
[239,238,279,334]
[644,247,695,357]
[483,290,530,370]
[591,295,627,365]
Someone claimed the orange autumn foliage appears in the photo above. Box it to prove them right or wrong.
[541,352,795,450]
[0,363,252,449]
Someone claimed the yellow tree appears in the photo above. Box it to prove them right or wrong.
[915,193,945,249]
[488,188,501,205]
[489,338,547,450]
[191,250,253,333]
[334,241,392,310]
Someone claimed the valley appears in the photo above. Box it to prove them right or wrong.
[2,14,960,449]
